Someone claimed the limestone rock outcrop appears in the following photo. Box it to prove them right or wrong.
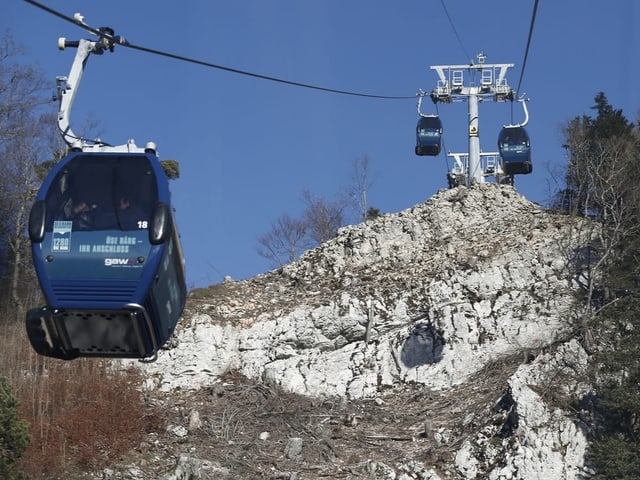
[139,184,593,479]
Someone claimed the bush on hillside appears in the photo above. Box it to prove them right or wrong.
[0,376,30,480]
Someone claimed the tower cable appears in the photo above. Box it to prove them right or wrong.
[515,0,539,96]
[24,0,415,100]
[435,103,452,174]
[439,0,472,63]
[123,42,414,99]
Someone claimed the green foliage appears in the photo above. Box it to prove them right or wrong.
[589,436,640,480]
[587,297,640,476]
[552,92,639,221]
[160,159,180,180]
[594,298,640,406]
[590,92,633,140]
[562,93,640,478]
[0,376,29,480]
[365,207,381,221]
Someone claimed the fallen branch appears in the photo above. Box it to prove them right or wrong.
[361,434,413,441]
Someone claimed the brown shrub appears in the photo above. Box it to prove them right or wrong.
[0,320,165,478]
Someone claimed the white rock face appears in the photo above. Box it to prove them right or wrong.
[144,185,588,399]
[137,184,593,478]
[454,340,590,479]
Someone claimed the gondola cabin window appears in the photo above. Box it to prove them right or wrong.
[45,154,156,233]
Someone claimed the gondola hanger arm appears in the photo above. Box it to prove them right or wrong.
[56,37,97,150]
[503,95,529,128]
[416,90,436,118]
[55,15,153,154]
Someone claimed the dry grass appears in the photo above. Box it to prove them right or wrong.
[135,360,522,479]
[0,316,165,478]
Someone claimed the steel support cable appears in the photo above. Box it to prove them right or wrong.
[123,42,414,99]
[435,103,452,173]
[439,0,472,63]
[24,0,414,100]
[515,0,540,96]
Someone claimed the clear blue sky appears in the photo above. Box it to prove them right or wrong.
[5,1,640,288]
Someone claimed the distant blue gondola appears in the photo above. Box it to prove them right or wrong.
[498,126,532,175]
[415,115,443,156]
[27,150,186,361]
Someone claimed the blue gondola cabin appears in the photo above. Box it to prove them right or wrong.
[498,126,532,175]
[27,151,186,361]
[415,116,443,156]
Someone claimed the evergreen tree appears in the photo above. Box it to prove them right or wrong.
[0,376,29,480]
[553,92,637,220]
[560,93,640,478]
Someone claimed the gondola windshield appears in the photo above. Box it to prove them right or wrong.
[499,127,529,152]
[39,153,158,281]
[415,116,443,156]
[417,116,442,136]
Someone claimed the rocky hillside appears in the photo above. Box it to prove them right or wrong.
[110,184,594,479]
